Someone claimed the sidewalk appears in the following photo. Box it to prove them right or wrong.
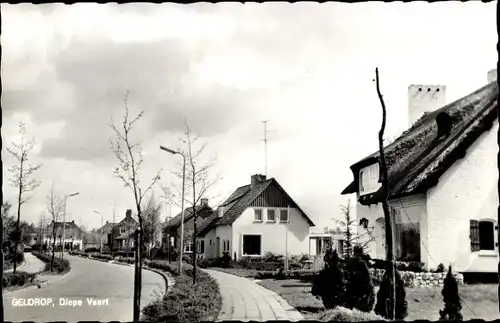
[5,253,46,274]
[203,269,304,321]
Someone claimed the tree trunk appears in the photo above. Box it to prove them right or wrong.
[133,229,140,321]
[13,158,24,275]
[376,67,396,320]
[1,214,5,321]
[51,228,57,272]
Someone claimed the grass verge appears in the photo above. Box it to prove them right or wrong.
[141,260,222,322]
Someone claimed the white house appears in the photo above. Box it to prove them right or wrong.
[197,174,315,260]
[341,69,498,273]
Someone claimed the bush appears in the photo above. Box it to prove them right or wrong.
[90,253,114,261]
[85,247,99,253]
[439,265,463,320]
[32,251,71,274]
[142,269,221,322]
[318,306,384,322]
[374,269,408,320]
[220,252,231,268]
[344,257,375,313]
[435,263,446,273]
[3,271,36,288]
[311,249,345,309]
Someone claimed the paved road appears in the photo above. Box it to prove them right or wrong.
[4,254,166,322]
[5,253,46,274]
[204,269,304,321]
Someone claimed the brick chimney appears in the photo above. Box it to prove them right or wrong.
[201,198,209,206]
[408,84,446,127]
[488,69,497,83]
[250,174,267,187]
[125,209,132,218]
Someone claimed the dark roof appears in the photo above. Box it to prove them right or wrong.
[342,81,499,204]
[197,177,315,236]
[116,228,136,240]
[165,204,213,229]
[52,221,82,231]
[97,222,117,233]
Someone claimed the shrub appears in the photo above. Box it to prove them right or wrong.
[311,249,345,309]
[3,271,36,288]
[32,251,71,274]
[142,270,221,322]
[85,247,99,253]
[220,252,231,268]
[90,253,114,261]
[435,263,446,273]
[439,265,463,320]
[344,257,375,313]
[318,306,384,322]
[374,268,408,320]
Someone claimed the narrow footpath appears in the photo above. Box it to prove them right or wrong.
[5,252,46,274]
[203,269,304,321]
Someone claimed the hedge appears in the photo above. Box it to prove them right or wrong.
[3,271,36,288]
[32,251,71,274]
[318,306,384,321]
[141,260,221,322]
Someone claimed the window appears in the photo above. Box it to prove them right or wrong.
[393,208,421,262]
[242,235,261,256]
[120,227,126,234]
[267,209,276,222]
[254,209,263,222]
[359,170,365,192]
[209,240,212,246]
[471,220,495,251]
[280,209,288,223]
[223,240,230,252]
[184,243,193,253]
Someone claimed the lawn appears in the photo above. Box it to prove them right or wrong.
[255,278,499,321]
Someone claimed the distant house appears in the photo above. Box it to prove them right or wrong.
[163,199,214,256]
[110,209,139,252]
[341,69,498,273]
[309,226,346,256]
[41,220,85,251]
[196,174,315,260]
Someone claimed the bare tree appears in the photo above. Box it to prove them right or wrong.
[46,183,64,272]
[375,67,396,320]
[142,193,162,259]
[7,122,42,273]
[162,119,220,284]
[340,200,374,259]
[109,91,161,320]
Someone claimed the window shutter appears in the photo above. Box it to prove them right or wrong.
[470,220,480,252]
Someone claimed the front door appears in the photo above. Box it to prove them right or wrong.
[216,237,220,258]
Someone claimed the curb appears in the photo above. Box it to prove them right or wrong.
[77,254,171,293]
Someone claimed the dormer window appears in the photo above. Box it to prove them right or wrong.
[359,163,381,196]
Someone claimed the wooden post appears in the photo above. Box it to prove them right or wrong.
[375,67,396,320]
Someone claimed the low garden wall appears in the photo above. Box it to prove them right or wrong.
[370,268,464,287]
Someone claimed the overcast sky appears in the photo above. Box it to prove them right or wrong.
[2,2,497,232]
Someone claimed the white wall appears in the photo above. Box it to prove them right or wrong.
[426,121,499,272]
[356,193,428,266]
[199,224,232,259]
[232,206,310,259]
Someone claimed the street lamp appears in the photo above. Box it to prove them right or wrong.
[62,192,79,260]
[94,210,104,254]
[160,145,186,274]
